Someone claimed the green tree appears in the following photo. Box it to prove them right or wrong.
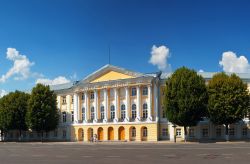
[207,73,250,141]
[0,91,30,140]
[26,84,59,137]
[164,67,208,141]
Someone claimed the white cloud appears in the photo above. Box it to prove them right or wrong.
[219,51,250,73]
[0,90,8,98]
[199,69,204,72]
[149,45,171,72]
[36,76,70,86]
[0,48,34,82]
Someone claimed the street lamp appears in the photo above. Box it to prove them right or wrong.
[172,124,177,143]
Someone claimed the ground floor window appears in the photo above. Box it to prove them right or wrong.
[202,128,208,137]
[242,127,248,136]
[215,128,221,137]
[229,128,235,136]
[176,129,181,137]
[54,130,58,137]
[143,127,148,137]
[71,111,74,122]
[162,128,168,137]
[131,127,136,137]
[188,128,194,137]
[63,130,67,138]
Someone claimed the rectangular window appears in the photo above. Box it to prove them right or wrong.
[131,87,137,96]
[202,128,208,137]
[62,112,66,123]
[62,96,66,104]
[71,96,74,104]
[242,127,248,136]
[216,128,221,137]
[176,129,181,137]
[90,92,94,99]
[46,132,49,138]
[162,128,168,137]
[229,128,235,136]
[71,111,74,122]
[63,130,66,138]
[82,93,85,100]
[162,107,166,118]
[189,129,194,137]
[54,130,58,137]
[142,86,148,95]
[132,110,136,119]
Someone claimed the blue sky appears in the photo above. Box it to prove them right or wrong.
[0,0,250,94]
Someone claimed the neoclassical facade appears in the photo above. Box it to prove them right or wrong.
[51,64,250,142]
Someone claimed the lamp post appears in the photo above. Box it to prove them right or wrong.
[172,124,177,143]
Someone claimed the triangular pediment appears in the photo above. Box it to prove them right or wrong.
[80,64,146,84]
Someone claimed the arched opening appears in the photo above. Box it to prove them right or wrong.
[129,126,136,141]
[78,128,84,141]
[87,128,93,141]
[118,126,125,140]
[108,127,114,140]
[141,126,148,141]
[97,127,104,141]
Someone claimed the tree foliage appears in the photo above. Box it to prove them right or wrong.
[0,91,30,136]
[207,73,250,136]
[26,84,59,132]
[164,67,208,136]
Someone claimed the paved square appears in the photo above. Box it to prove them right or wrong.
[0,142,250,164]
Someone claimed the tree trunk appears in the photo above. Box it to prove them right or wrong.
[184,126,187,142]
[225,124,229,141]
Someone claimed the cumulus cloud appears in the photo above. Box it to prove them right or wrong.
[149,45,171,72]
[198,69,204,72]
[0,90,8,98]
[0,48,35,82]
[36,76,70,86]
[219,51,250,73]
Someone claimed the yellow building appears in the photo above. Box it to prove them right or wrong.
[51,64,250,142]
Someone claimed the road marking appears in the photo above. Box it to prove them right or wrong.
[82,156,93,158]
[105,156,120,158]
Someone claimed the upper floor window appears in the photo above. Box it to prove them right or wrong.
[82,107,85,121]
[142,87,148,95]
[90,92,94,99]
[71,111,74,122]
[90,107,95,120]
[100,106,105,120]
[62,112,66,123]
[71,96,74,103]
[121,104,126,119]
[131,87,137,96]
[62,96,66,104]
[131,104,137,119]
[142,103,148,119]
[110,105,115,119]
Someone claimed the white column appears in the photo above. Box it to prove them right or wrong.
[104,89,108,122]
[94,90,98,123]
[114,88,118,122]
[66,95,71,123]
[84,91,88,123]
[147,85,152,121]
[125,87,130,122]
[136,86,141,122]
[154,82,159,122]
[73,93,79,124]
[57,96,61,109]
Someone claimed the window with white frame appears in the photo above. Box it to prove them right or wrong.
[131,127,136,137]
[142,86,148,95]
[216,128,221,137]
[202,128,208,137]
[90,107,95,120]
[82,107,85,121]
[131,87,137,96]
[121,104,126,120]
[71,111,74,122]
[176,129,181,137]
[162,128,168,137]
[242,127,248,136]
[143,127,148,137]
[142,103,148,119]
[100,106,105,120]
[90,92,94,99]
[189,128,194,137]
[229,128,235,136]
[62,96,66,104]
[131,104,137,119]
[62,112,66,123]
[110,105,115,119]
